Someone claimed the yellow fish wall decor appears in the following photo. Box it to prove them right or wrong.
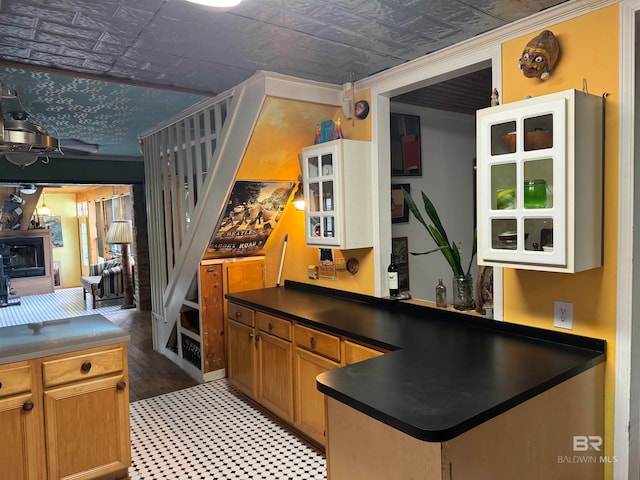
[518,30,560,81]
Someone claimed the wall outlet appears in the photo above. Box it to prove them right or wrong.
[554,301,573,329]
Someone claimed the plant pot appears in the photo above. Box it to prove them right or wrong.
[452,274,474,311]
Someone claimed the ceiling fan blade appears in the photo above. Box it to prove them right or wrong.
[59,138,99,155]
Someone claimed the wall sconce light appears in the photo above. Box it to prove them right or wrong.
[293,182,305,211]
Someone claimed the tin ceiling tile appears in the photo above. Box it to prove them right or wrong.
[0,0,570,158]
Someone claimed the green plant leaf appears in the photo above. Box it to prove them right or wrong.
[401,189,476,278]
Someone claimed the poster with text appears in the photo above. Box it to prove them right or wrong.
[207,180,295,254]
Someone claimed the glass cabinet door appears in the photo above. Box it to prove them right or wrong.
[478,96,567,268]
[304,148,339,246]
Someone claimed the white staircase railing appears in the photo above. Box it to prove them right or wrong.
[140,75,269,352]
[140,71,342,356]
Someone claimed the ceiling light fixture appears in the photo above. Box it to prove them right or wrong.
[38,193,52,217]
[183,0,242,7]
[0,84,60,167]
[3,152,40,167]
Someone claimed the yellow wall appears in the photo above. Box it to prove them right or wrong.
[233,94,376,295]
[43,192,81,288]
[501,5,618,473]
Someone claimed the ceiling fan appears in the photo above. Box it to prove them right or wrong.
[0,84,99,168]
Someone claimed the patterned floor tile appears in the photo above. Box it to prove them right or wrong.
[129,379,326,480]
[0,286,123,327]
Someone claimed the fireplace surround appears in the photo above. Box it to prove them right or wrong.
[0,229,53,296]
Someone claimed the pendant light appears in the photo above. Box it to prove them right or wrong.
[38,192,52,217]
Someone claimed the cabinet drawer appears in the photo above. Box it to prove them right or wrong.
[294,324,340,362]
[0,363,32,398]
[42,347,124,388]
[228,303,255,327]
[257,312,291,341]
[343,340,384,365]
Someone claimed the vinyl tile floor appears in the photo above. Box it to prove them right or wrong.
[0,286,124,327]
[129,379,327,480]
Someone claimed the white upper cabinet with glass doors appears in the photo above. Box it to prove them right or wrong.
[476,89,603,273]
[301,139,372,249]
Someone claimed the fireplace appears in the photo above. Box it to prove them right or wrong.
[0,229,54,295]
[0,237,46,278]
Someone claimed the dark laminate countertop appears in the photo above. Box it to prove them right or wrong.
[226,281,605,442]
[0,314,130,364]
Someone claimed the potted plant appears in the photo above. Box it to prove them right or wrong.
[402,188,476,310]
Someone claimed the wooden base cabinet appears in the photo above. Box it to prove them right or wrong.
[0,362,43,480]
[0,344,131,480]
[294,347,339,445]
[227,306,294,424]
[325,364,604,480]
[226,301,387,449]
[256,313,293,423]
[227,317,257,398]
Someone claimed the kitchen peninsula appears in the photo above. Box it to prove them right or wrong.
[0,315,131,480]
[226,281,605,480]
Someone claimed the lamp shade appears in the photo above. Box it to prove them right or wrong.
[105,220,133,244]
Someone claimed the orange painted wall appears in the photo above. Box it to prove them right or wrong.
[234,93,375,294]
[501,5,618,473]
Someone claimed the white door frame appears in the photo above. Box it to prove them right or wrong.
[616,2,639,477]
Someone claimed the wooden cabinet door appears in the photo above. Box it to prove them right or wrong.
[227,319,257,398]
[225,260,265,294]
[294,347,339,446]
[257,332,294,423]
[0,392,43,480]
[200,263,224,373]
[43,375,130,480]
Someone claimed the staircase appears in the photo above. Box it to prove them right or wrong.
[139,71,342,362]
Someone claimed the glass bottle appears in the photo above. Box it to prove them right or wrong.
[436,279,447,307]
[387,253,399,297]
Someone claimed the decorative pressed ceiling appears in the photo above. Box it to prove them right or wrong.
[0,0,569,160]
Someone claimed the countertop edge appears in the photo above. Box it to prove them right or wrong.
[317,352,606,442]
[0,315,131,365]
[1,333,131,364]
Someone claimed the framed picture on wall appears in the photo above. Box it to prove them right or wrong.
[391,184,410,224]
[392,236,410,292]
[391,113,422,176]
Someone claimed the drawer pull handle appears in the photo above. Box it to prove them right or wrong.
[0,382,2,389]
[81,361,92,373]
[207,268,215,273]
[255,334,260,343]
[268,323,273,331]
[236,311,242,318]
[22,401,34,412]
[116,381,127,391]
[248,332,254,340]
[310,336,317,347]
